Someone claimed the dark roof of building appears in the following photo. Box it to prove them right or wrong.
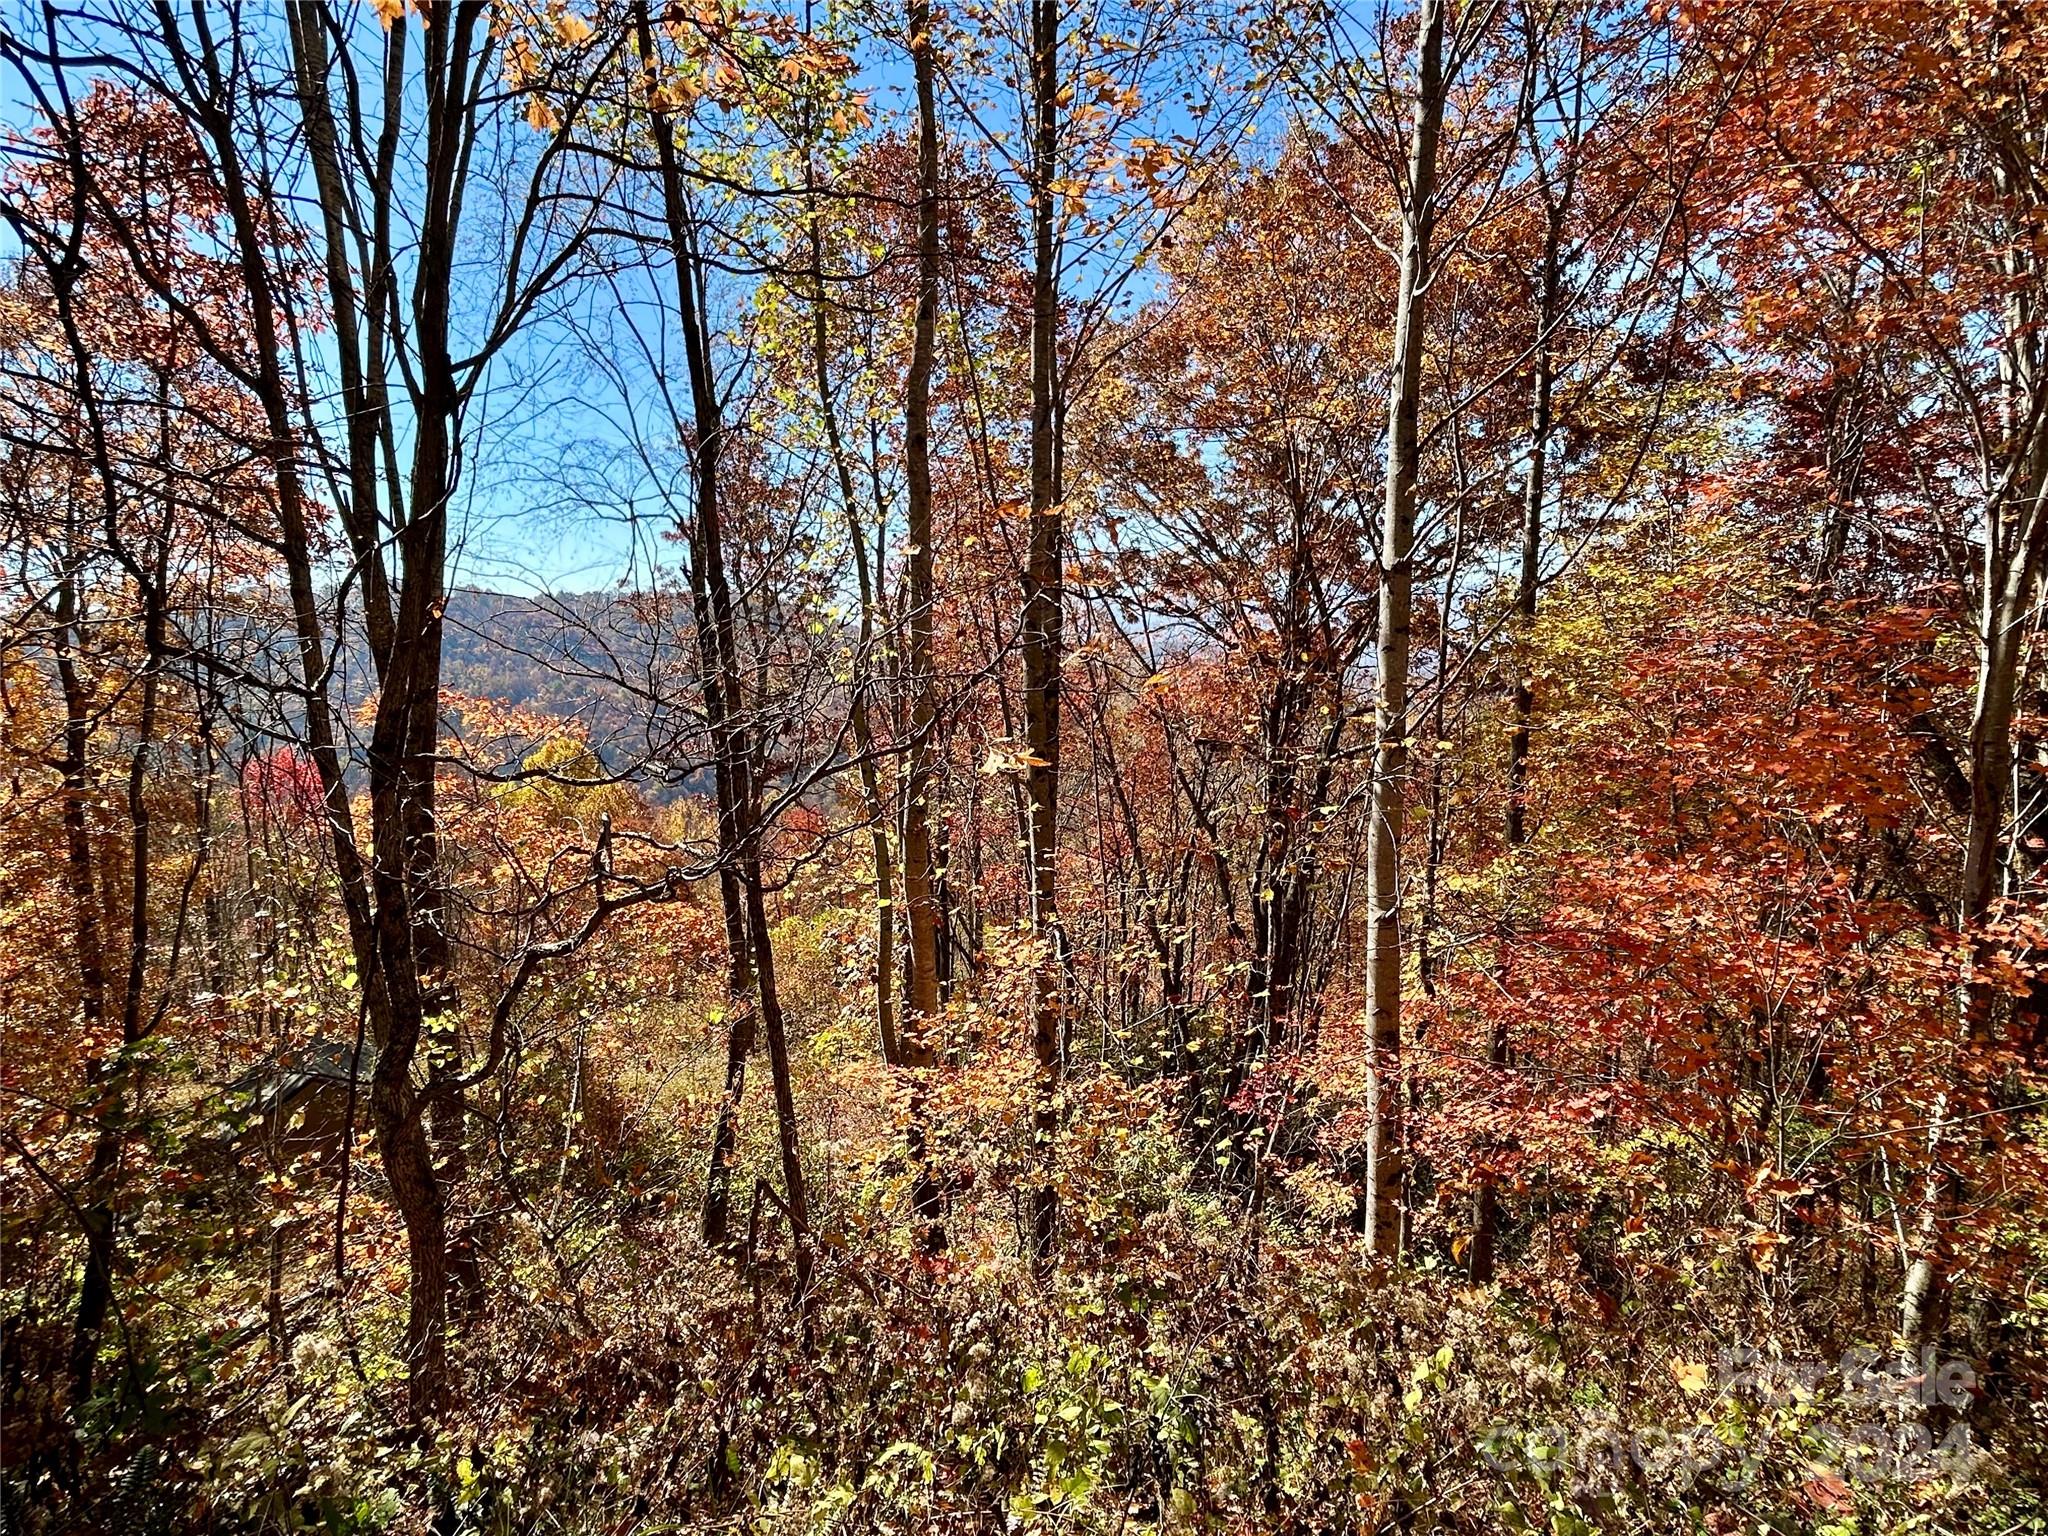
[229,1038,376,1121]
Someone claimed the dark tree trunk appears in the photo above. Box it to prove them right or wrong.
[901,0,948,1252]
[638,0,813,1290]
[1020,0,1065,1275]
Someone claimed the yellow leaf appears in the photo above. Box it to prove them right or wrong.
[1671,1359,1710,1394]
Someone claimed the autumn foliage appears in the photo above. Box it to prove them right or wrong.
[2,0,2046,1532]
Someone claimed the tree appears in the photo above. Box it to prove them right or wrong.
[0,83,278,1403]
[1679,0,2048,1345]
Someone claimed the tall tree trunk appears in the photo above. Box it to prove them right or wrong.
[358,1,493,1411]
[902,0,945,1039]
[72,565,162,1399]
[280,0,481,1413]
[55,536,115,1401]
[639,0,812,1291]
[900,0,949,1251]
[1361,0,1447,1259]
[1020,0,1065,1273]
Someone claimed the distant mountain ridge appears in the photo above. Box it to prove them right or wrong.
[438,587,691,784]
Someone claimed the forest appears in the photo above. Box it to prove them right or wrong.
[1,0,2044,1530]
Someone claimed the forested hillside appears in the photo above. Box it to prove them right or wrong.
[438,589,686,785]
[2,0,2046,1531]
